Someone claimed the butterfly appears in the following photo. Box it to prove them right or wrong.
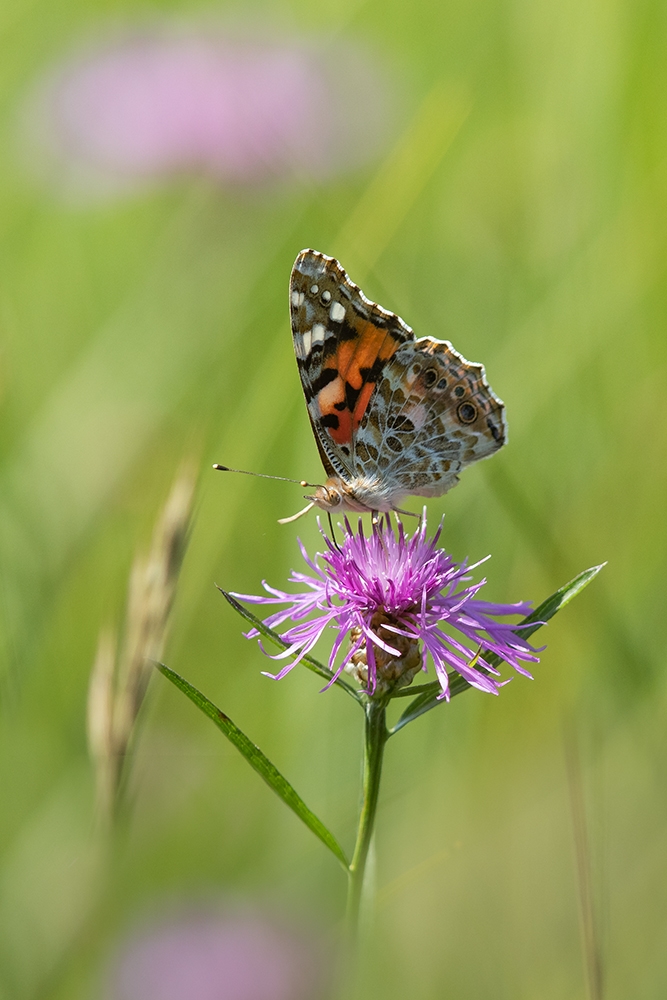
[284,249,507,520]
[215,250,506,517]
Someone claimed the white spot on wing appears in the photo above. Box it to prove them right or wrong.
[294,336,306,360]
[406,404,427,429]
[301,329,312,355]
[291,291,304,307]
[311,323,326,345]
[330,301,346,322]
[318,375,343,411]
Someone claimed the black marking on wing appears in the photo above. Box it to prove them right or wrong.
[320,413,340,430]
[358,357,386,383]
[306,367,338,402]
[331,316,360,345]
[488,416,504,442]
[345,382,361,411]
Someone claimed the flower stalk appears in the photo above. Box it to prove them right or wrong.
[346,696,389,940]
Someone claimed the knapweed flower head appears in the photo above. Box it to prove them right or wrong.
[234,512,540,700]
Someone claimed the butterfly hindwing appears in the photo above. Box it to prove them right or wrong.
[354,337,506,500]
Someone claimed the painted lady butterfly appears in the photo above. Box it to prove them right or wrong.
[286,249,506,520]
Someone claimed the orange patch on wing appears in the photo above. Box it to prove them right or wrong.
[329,410,353,445]
[318,321,403,446]
[315,371,352,446]
[339,321,396,387]
[352,381,376,430]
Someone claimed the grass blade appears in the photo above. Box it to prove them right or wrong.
[157,662,350,870]
[390,564,606,735]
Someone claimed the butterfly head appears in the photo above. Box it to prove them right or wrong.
[306,476,396,515]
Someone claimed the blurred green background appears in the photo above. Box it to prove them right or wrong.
[1,0,666,997]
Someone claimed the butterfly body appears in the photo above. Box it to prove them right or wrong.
[290,250,506,515]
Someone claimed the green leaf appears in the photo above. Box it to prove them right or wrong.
[390,563,606,735]
[219,589,361,702]
[156,662,350,871]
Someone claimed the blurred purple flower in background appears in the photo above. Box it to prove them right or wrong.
[25,23,394,196]
[102,905,327,1000]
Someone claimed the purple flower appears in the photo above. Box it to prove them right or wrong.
[25,24,393,197]
[234,512,540,700]
[101,905,324,1000]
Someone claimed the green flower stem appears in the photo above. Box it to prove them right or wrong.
[346,697,389,941]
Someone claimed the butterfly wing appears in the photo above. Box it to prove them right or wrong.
[353,336,506,501]
[290,249,412,481]
[290,249,506,506]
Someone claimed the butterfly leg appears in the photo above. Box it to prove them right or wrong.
[327,511,342,552]
[392,506,420,521]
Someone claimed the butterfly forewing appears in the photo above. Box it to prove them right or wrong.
[290,250,411,479]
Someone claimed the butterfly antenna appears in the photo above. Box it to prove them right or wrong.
[213,465,321,489]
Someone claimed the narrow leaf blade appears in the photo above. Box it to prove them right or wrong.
[487,562,607,657]
[219,589,361,701]
[157,662,349,870]
[391,564,605,735]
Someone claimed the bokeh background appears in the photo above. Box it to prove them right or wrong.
[1,1,666,998]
